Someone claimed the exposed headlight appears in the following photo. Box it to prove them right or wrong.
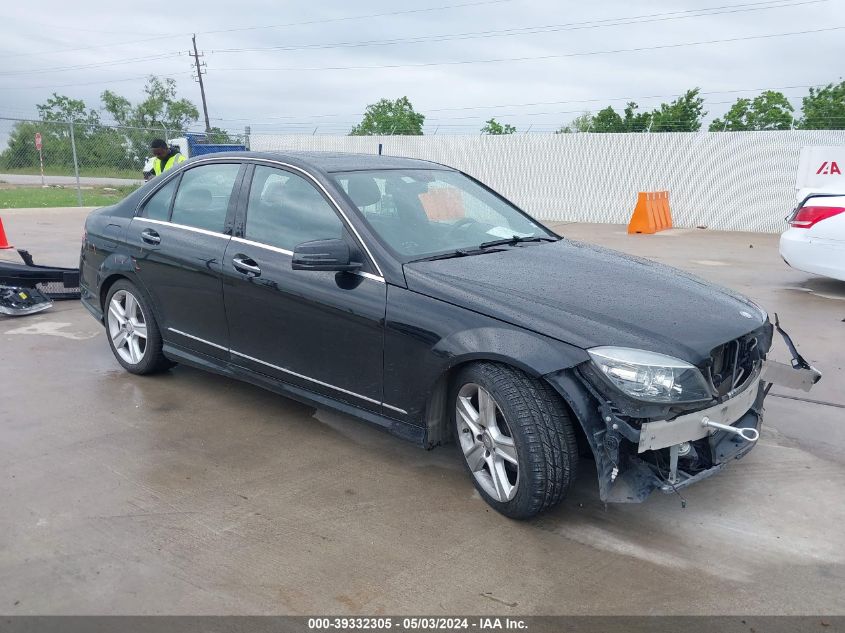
[588,347,711,404]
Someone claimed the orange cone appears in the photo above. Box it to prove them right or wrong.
[0,217,12,249]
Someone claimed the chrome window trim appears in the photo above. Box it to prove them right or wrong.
[229,236,386,283]
[155,155,385,277]
[135,217,230,240]
[383,402,409,415]
[231,235,293,256]
[168,327,229,351]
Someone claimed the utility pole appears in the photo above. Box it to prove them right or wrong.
[190,34,211,132]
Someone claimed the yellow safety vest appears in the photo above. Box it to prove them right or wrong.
[152,153,186,175]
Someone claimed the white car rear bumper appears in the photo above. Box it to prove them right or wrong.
[780,228,845,282]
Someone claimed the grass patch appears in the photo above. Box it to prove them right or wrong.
[0,185,139,208]
[0,166,141,180]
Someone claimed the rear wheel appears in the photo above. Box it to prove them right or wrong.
[452,362,578,519]
[105,280,172,375]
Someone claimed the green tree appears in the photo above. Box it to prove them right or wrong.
[101,76,201,166]
[556,112,593,133]
[650,89,706,132]
[710,91,794,131]
[102,76,199,132]
[591,106,625,132]
[480,118,516,134]
[350,97,425,135]
[799,81,845,130]
[621,102,652,132]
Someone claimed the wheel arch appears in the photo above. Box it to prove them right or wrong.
[420,331,590,449]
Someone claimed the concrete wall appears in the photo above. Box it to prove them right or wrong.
[250,130,845,233]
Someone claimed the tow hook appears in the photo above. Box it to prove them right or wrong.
[701,416,760,443]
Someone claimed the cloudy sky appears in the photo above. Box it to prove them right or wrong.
[2,0,843,135]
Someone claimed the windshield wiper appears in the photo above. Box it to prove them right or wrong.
[477,235,558,249]
[414,247,500,262]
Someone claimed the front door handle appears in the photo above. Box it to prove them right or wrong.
[140,228,161,245]
[232,255,261,277]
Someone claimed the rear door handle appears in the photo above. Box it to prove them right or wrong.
[232,255,261,277]
[140,228,161,245]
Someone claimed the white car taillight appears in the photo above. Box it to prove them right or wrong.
[789,205,845,229]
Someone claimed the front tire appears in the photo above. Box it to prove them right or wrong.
[105,280,171,375]
[452,362,578,519]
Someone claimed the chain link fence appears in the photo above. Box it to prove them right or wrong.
[0,117,249,208]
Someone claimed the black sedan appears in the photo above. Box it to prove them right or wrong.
[79,151,818,518]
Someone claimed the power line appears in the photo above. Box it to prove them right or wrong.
[0,72,195,92]
[211,25,845,73]
[0,0,515,60]
[208,83,825,123]
[210,0,825,54]
[0,53,183,77]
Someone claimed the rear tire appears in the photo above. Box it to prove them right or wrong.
[451,362,578,519]
[104,280,172,375]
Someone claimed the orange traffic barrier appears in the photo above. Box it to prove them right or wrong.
[0,216,12,249]
[627,190,673,234]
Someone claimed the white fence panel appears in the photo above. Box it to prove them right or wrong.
[250,131,845,233]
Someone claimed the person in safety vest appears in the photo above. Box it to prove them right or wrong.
[149,138,186,177]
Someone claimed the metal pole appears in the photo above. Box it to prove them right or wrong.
[244,125,251,149]
[38,147,46,188]
[192,34,212,133]
[68,120,83,207]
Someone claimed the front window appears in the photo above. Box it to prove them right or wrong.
[331,169,554,259]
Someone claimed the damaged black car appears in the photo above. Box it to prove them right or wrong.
[79,151,820,518]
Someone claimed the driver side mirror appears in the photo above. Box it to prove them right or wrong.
[291,238,362,272]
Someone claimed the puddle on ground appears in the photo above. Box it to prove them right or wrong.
[783,277,845,301]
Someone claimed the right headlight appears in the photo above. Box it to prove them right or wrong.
[588,346,712,404]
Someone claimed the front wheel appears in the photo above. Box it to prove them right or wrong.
[452,362,578,519]
[105,280,172,375]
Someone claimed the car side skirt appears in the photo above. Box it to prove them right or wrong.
[162,342,426,446]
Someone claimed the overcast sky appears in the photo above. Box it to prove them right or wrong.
[2,0,844,135]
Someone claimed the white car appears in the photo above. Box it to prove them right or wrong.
[780,193,845,282]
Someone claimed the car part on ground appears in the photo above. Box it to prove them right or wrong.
[0,249,81,300]
[780,192,845,282]
[0,285,52,316]
[80,150,822,518]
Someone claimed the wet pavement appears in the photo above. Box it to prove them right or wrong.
[1,208,843,615]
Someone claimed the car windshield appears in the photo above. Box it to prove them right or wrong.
[330,169,556,259]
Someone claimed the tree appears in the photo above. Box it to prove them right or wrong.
[101,76,201,166]
[480,118,516,135]
[650,89,706,132]
[556,112,593,133]
[799,81,845,130]
[102,76,199,133]
[350,97,425,135]
[621,101,652,132]
[710,91,794,131]
[591,106,625,132]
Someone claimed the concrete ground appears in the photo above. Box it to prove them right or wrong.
[1,208,843,615]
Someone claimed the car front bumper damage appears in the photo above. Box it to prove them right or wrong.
[546,358,821,504]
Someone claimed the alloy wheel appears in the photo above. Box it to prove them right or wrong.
[107,289,148,365]
[456,382,519,502]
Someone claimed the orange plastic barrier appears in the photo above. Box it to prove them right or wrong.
[627,190,673,234]
[0,216,12,249]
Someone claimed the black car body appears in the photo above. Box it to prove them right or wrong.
[80,151,818,517]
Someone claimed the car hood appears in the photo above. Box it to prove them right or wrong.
[403,240,768,365]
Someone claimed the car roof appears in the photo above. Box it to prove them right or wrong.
[190,150,453,174]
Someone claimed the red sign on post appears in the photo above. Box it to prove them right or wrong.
[34,132,42,150]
